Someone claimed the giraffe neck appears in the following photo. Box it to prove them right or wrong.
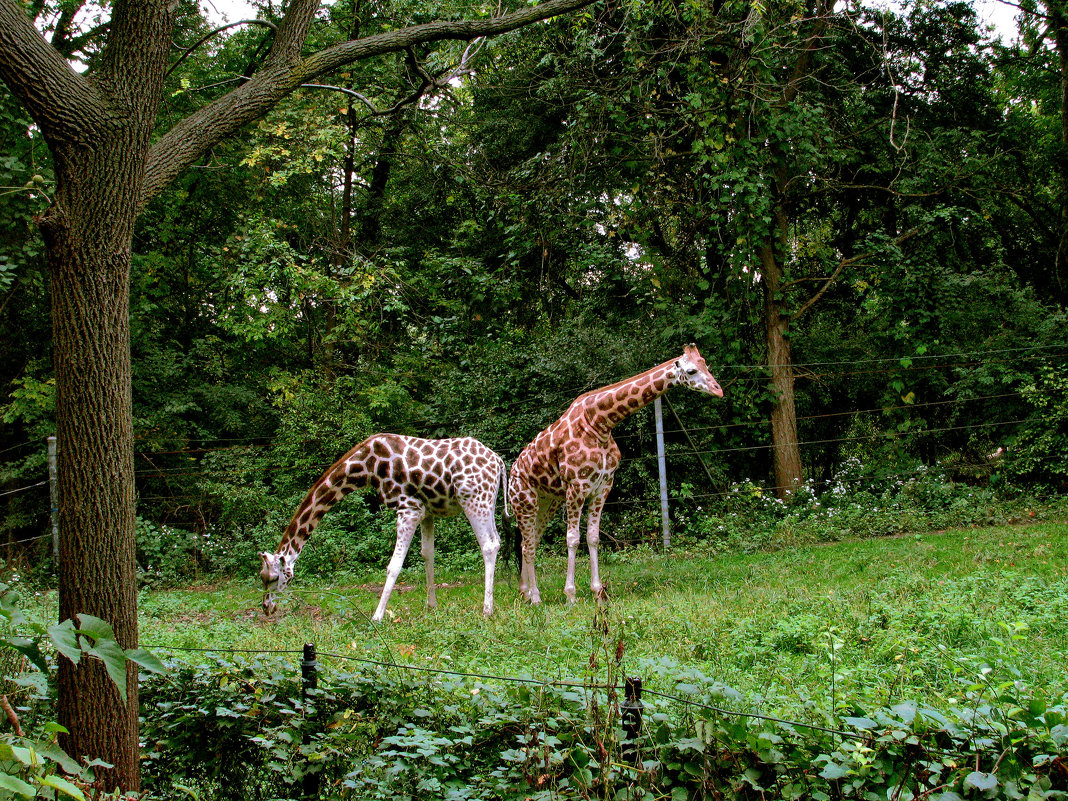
[275,452,371,557]
[575,360,676,434]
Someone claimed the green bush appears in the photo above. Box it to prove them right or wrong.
[137,647,1068,801]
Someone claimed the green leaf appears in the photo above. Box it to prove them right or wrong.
[125,648,167,675]
[1,637,49,674]
[86,637,129,702]
[819,763,850,780]
[36,742,82,776]
[844,716,877,730]
[0,773,35,798]
[74,614,116,642]
[964,772,998,792]
[40,774,86,799]
[47,621,82,665]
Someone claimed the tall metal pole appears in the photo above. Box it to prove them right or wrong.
[47,436,59,563]
[654,398,670,548]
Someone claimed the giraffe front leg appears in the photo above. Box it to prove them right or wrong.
[372,509,423,623]
[420,518,436,610]
[586,484,612,601]
[563,485,587,604]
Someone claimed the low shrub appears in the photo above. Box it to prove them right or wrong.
[138,647,1068,800]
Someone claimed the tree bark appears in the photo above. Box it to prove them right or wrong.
[759,241,802,498]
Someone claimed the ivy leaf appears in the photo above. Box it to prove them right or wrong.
[964,772,999,792]
[1,636,49,673]
[74,614,116,642]
[844,716,877,730]
[85,637,129,702]
[819,763,850,780]
[47,620,82,665]
[126,648,167,675]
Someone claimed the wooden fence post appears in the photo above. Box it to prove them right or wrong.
[301,643,320,799]
[621,676,644,762]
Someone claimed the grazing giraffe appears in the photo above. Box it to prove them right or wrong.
[508,344,723,604]
[260,434,507,622]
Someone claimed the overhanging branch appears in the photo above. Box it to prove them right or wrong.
[140,0,596,208]
[0,0,109,143]
[789,226,922,322]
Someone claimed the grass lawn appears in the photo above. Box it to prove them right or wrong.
[112,517,1068,721]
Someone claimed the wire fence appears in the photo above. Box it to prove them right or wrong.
[0,342,1064,546]
[137,637,1016,764]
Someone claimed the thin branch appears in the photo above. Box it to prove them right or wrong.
[299,83,382,112]
[166,19,278,78]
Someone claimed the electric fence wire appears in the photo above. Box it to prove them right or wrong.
[4,341,1049,457]
[140,641,1001,761]
[125,410,1050,481]
[0,440,35,457]
[0,479,47,498]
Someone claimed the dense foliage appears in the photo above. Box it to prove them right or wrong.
[135,652,1068,800]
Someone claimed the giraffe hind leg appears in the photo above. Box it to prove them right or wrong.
[421,517,436,610]
[463,504,501,617]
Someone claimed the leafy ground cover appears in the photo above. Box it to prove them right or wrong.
[11,517,1068,799]
[130,517,1068,706]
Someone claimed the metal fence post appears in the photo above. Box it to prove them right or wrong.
[654,399,670,548]
[301,643,319,799]
[621,676,644,762]
[47,436,58,564]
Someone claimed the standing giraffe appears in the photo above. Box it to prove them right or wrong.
[260,434,507,622]
[509,344,723,604]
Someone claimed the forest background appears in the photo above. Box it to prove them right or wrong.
[3,0,1068,576]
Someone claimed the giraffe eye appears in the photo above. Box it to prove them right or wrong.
[686,368,698,376]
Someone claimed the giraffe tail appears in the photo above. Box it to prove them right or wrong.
[497,456,521,572]
[499,456,510,520]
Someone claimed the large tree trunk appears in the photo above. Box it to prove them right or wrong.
[42,145,142,790]
[32,1,175,786]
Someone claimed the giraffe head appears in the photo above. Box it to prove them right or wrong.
[259,551,295,616]
[672,343,723,397]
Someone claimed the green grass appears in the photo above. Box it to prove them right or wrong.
[106,517,1068,722]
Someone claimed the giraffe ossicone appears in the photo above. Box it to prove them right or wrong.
[508,343,723,605]
[260,434,508,622]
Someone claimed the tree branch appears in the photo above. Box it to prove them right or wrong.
[0,0,109,143]
[790,226,922,322]
[140,0,595,209]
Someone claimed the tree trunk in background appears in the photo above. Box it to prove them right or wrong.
[759,240,802,498]
[1054,2,1068,295]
